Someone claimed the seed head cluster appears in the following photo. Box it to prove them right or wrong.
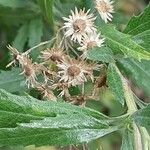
[7,1,114,105]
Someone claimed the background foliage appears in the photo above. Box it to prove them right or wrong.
[0,0,150,150]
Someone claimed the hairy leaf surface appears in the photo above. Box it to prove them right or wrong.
[0,89,118,146]
[100,25,150,60]
[107,63,125,105]
[132,104,150,128]
[87,47,114,63]
[0,69,26,93]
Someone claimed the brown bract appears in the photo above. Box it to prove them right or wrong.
[40,48,65,63]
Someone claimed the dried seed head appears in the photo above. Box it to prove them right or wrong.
[51,83,70,97]
[78,32,104,58]
[6,45,37,88]
[19,55,38,88]
[57,58,94,86]
[36,84,56,101]
[63,7,96,43]
[40,48,65,63]
[6,45,21,67]
[67,65,81,77]
[36,64,56,83]
[87,41,97,49]
[73,19,86,33]
[97,1,110,12]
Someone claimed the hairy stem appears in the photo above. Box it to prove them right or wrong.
[122,77,150,150]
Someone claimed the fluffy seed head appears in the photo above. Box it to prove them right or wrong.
[6,45,22,67]
[78,32,104,58]
[36,84,56,101]
[57,58,94,87]
[63,7,97,43]
[95,0,114,23]
[20,56,37,88]
[40,48,65,63]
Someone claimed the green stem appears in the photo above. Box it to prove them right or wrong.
[122,78,150,150]
[140,127,150,150]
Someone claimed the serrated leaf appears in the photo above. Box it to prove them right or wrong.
[121,129,134,150]
[0,89,108,122]
[100,25,150,60]
[120,5,150,99]
[124,4,150,50]
[87,47,114,63]
[107,63,125,105]
[0,68,26,93]
[132,104,150,128]
[0,89,117,146]
[124,4,150,36]
[13,24,29,52]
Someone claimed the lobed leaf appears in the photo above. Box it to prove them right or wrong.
[0,127,117,146]
[119,5,150,98]
[0,89,118,146]
[124,4,150,36]
[100,25,150,61]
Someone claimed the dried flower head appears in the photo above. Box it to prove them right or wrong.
[7,45,37,88]
[63,7,96,43]
[20,56,37,88]
[37,64,56,83]
[36,84,56,101]
[57,58,94,87]
[6,45,23,67]
[95,0,114,23]
[52,83,70,97]
[40,48,65,63]
[78,32,104,58]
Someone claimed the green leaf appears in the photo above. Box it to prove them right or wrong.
[100,25,150,60]
[0,68,26,93]
[119,58,150,98]
[13,24,29,52]
[124,4,150,50]
[124,4,150,36]
[0,0,37,8]
[0,89,117,146]
[121,129,134,150]
[0,7,40,26]
[37,0,54,27]
[87,47,114,63]
[119,5,150,99]
[28,18,43,59]
[132,104,150,128]
[28,19,43,47]
[0,126,117,146]
[107,63,125,106]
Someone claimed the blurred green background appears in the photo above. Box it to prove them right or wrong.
[0,0,149,150]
